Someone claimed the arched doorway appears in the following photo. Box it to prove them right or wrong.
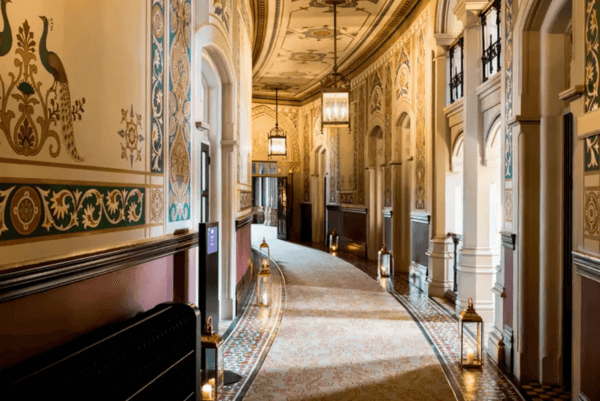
[367,125,385,260]
[513,0,573,385]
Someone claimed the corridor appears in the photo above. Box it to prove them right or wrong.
[216,226,526,400]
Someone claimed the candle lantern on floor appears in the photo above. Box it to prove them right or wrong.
[378,243,393,278]
[259,237,270,269]
[458,297,484,369]
[201,316,224,400]
[257,262,272,307]
[329,227,339,253]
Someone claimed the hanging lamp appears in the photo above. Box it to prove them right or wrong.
[268,88,287,158]
[321,0,350,127]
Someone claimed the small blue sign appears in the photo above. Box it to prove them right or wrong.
[207,226,218,254]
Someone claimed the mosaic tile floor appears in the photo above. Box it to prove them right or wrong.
[217,234,570,400]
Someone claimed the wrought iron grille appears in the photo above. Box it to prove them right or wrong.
[481,0,501,82]
[449,36,464,104]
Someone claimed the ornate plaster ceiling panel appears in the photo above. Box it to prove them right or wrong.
[252,0,416,101]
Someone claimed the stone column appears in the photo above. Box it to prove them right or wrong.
[428,34,455,297]
[390,162,408,275]
[366,166,378,260]
[221,139,237,320]
[454,0,495,322]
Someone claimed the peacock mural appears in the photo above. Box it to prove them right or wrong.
[39,15,84,161]
[0,6,85,161]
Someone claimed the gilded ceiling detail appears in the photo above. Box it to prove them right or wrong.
[252,0,415,101]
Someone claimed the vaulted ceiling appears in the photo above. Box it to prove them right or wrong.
[251,0,420,102]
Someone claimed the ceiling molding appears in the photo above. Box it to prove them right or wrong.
[253,0,427,103]
[251,0,268,67]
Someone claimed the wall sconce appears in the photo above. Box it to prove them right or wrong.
[458,297,484,369]
[257,263,272,307]
[378,243,393,278]
[259,237,270,269]
[201,316,224,400]
[329,227,339,253]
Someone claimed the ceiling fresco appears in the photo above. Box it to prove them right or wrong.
[252,0,419,102]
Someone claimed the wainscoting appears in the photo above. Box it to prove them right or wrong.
[501,231,516,373]
[573,251,600,401]
[410,212,430,294]
[326,205,368,258]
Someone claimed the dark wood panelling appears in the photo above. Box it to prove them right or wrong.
[326,205,368,257]
[581,276,600,401]
[0,233,198,303]
[301,202,312,242]
[383,209,392,247]
[503,243,514,329]
[411,214,430,269]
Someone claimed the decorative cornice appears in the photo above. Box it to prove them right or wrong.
[500,231,516,250]
[251,0,268,68]
[573,251,600,282]
[341,206,368,214]
[558,85,585,102]
[0,233,199,303]
[383,209,393,218]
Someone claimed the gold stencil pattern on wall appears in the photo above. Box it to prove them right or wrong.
[415,31,426,210]
[118,105,144,167]
[0,17,85,160]
[150,188,164,223]
[585,189,600,237]
[168,0,192,222]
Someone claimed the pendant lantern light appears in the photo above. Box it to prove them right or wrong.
[268,88,287,158]
[321,0,350,127]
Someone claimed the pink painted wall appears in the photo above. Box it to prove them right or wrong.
[0,255,174,371]
[236,224,251,283]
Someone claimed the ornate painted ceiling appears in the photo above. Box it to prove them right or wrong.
[252,0,420,102]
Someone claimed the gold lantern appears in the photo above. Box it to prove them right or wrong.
[268,88,287,158]
[320,0,350,127]
[378,243,393,278]
[329,227,339,253]
[259,237,270,269]
[458,297,484,369]
[201,316,224,400]
[257,264,272,307]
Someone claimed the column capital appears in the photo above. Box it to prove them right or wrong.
[434,33,456,52]
[453,0,487,26]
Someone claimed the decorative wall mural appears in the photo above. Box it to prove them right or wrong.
[213,0,231,32]
[168,0,192,222]
[0,183,145,242]
[585,190,600,237]
[357,84,365,205]
[504,0,513,179]
[329,127,339,203]
[585,134,600,171]
[586,0,600,112]
[303,111,311,202]
[0,16,86,161]
[118,105,144,167]
[240,190,252,210]
[415,32,426,210]
[150,188,164,223]
[151,0,165,173]
[395,46,410,100]
[370,74,383,116]
[504,188,513,223]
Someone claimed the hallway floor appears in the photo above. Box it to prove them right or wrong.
[219,227,530,400]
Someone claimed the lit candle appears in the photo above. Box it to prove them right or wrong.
[201,383,214,400]
[466,348,474,365]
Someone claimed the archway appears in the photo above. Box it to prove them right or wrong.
[367,125,385,260]
[513,0,573,385]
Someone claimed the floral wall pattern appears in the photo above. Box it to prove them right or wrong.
[151,0,165,173]
[168,0,192,222]
[415,31,426,210]
[586,0,600,113]
[0,183,145,242]
[504,0,513,180]
[0,17,86,161]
